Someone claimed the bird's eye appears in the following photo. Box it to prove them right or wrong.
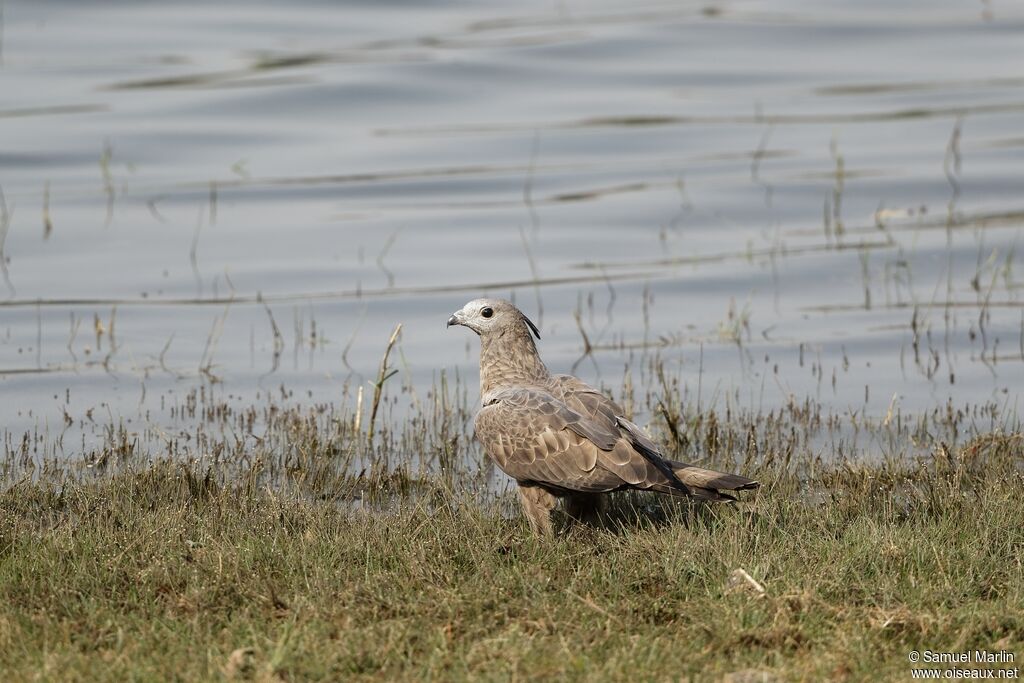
[481,307,493,318]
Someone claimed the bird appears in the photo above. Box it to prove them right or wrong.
[447,297,759,535]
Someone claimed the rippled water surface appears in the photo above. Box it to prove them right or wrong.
[2,0,1023,454]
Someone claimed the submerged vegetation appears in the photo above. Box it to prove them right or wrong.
[1,366,1021,681]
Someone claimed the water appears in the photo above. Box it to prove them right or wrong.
[2,0,1023,455]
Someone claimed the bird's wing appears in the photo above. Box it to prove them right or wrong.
[474,387,677,493]
[550,374,693,493]
[549,374,624,433]
[552,375,759,499]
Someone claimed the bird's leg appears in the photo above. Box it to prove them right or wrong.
[516,484,557,536]
[563,493,605,528]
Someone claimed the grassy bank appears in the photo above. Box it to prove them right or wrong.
[1,426,1021,681]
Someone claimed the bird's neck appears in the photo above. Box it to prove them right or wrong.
[479,327,550,397]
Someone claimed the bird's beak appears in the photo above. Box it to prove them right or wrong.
[446,312,462,329]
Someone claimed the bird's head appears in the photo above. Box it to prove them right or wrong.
[446,298,540,340]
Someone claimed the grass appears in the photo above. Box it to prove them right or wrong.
[1,396,1021,681]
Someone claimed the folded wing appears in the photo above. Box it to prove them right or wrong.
[551,375,760,501]
[475,388,675,494]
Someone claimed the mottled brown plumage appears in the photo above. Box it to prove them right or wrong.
[447,298,759,535]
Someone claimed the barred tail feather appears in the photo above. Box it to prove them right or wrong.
[671,462,759,493]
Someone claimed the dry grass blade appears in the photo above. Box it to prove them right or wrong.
[367,322,402,445]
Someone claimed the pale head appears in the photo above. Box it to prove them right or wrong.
[446,298,540,339]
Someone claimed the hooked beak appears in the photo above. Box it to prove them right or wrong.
[446,311,463,329]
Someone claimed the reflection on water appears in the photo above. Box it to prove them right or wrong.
[1,0,1023,457]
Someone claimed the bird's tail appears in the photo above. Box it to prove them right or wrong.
[668,461,760,502]
[616,416,759,501]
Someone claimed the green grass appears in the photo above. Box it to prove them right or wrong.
[1,430,1021,681]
